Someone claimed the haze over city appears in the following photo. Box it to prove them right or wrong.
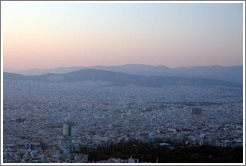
[2,1,244,164]
[2,2,243,70]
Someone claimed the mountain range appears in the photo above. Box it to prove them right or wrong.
[4,68,242,88]
[4,64,243,84]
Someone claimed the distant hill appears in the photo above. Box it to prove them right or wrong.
[4,66,85,76]
[4,64,243,84]
[91,64,243,84]
[3,69,241,88]
[3,72,26,81]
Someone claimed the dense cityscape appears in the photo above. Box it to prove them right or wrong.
[2,1,244,164]
[3,80,243,163]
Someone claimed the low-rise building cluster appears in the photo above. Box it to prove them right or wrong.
[3,80,243,163]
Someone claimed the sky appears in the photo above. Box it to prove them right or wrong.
[2,2,244,70]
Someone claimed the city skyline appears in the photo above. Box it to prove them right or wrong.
[2,2,244,70]
[2,2,244,163]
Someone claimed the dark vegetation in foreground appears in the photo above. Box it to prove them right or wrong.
[77,141,243,163]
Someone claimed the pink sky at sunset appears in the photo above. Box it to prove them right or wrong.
[2,2,244,70]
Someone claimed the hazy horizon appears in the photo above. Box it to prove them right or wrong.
[3,63,244,71]
[2,2,244,163]
[2,2,244,70]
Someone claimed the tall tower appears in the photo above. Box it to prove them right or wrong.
[29,81,33,97]
[63,123,71,137]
